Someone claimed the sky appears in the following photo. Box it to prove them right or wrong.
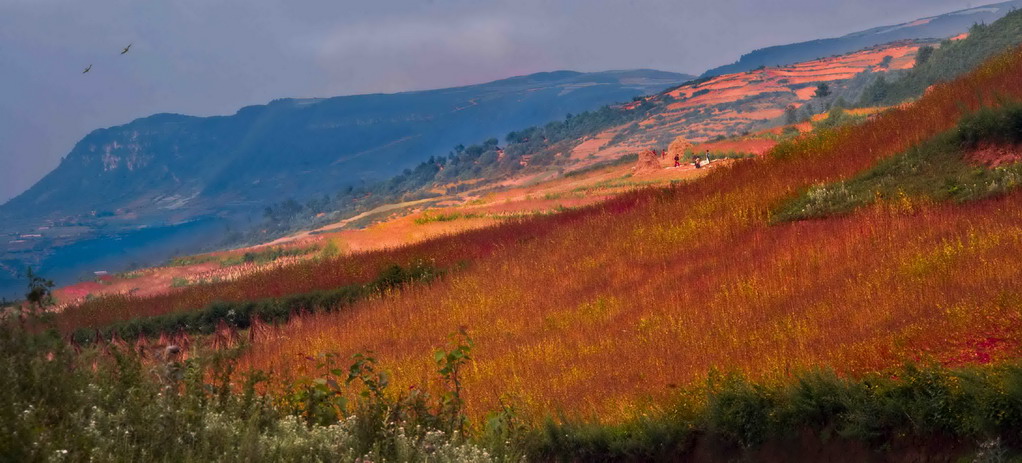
[0,0,977,203]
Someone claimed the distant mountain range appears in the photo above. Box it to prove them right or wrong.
[1,69,690,223]
[702,0,1022,77]
[0,69,691,298]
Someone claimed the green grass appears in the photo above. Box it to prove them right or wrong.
[414,212,483,225]
[773,103,1022,222]
[813,106,867,131]
[219,245,322,267]
[168,246,322,269]
[167,255,220,267]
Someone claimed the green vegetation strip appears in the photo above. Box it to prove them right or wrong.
[773,103,1022,222]
[71,262,443,343]
[168,245,322,268]
[536,364,1022,460]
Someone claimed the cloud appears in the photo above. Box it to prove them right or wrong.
[304,14,549,94]
[317,16,517,59]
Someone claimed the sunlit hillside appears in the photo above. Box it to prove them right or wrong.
[49,39,943,305]
[232,48,1022,420]
[46,43,1022,426]
[14,2,1022,461]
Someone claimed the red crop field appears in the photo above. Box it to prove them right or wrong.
[52,203,630,333]
[229,48,1022,421]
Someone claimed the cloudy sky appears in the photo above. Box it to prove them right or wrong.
[0,0,975,202]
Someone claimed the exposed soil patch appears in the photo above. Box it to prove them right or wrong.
[967,143,1022,168]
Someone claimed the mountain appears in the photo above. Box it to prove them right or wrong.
[860,8,1022,105]
[702,0,1022,77]
[0,69,691,298]
[2,69,690,222]
[43,33,1022,457]
[44,38,942,306]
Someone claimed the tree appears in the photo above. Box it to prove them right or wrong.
[784,104,799,125]
[24,267,54,314]
[801,101,815,119]
[859,74,889,106]
[814,83,832,98]
[915,45,934,67]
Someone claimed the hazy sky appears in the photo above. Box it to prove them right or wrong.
[0,0,975,202]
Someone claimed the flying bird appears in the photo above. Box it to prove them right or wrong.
[120,43,132,55]
[82,64,92,74]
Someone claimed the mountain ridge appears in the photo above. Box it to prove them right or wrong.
[0,68,692,299]
[1,69,690,220]
[701,0,1022,77]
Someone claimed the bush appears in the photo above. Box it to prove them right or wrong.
[0,324,492,462]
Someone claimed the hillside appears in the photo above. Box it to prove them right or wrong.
[48,40,1022,411]
[230,43,1022,420]
[243,39,937,245]
[2,69,691,221]
[0,37,936,300]
[11,5,1022,460]
[0,69,690,299]
[32,5,1022,306]
[702,0,1022,77]
[24,39,1022,460]
[860,8,1022,105]
[39,37,951,305]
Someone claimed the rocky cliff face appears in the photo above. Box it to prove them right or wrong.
[2,70,692,224]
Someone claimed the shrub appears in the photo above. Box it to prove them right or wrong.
[72,261,442,343]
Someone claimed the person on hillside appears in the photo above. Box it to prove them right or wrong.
[693,156,702,169]
[673,152,681,168]
[705,149,712,164]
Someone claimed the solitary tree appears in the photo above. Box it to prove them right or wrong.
[814,83,832,99]
[24,267,54,315]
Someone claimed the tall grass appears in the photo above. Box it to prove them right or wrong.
[50,45,1022,423]
[5,320,1022,461]
[231,46,1022,420]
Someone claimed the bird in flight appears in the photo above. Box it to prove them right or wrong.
[82,64,92,74]
[121,43,132,55]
